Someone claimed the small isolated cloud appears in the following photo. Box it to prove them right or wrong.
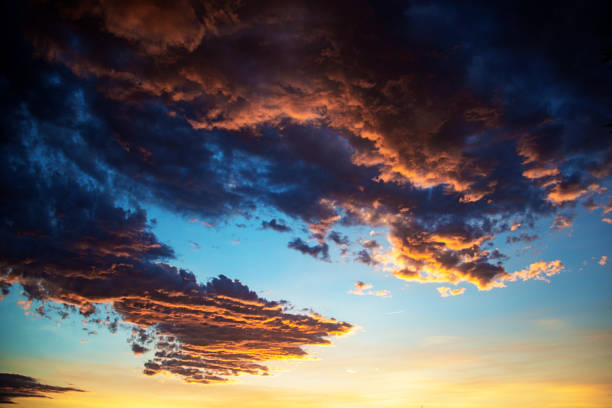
[349,281,372,294]
[189,241,200,250]
[288,238,330,261]
[348,281,390,297]
[131,343,149,355]
[374,289,391,297]
[188,218,212,228]
[0,373,85,404]
[355,240,381,265]
[582,198,600,212]
[361,240,381,250]
[437,287,466,297]
[328,231,349,246]
[506,233,538,244]
[261,219,291,233]
[510,222,521,231]
[603,218,612,224]
[599,256,608,266]
[603,198,612,215]
[355,249,377,265]
[551,214,573,231]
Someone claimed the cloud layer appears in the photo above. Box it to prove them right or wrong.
[5,0,606,292]
[0,78,352,383]
[0,150,352,383]
[1,2,611,386]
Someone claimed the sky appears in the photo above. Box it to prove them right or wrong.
[0,0,611,407]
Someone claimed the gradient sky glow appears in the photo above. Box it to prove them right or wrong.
[1,1,612,407]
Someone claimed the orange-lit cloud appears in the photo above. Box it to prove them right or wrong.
[0,156,353,384]
[4,0,610,305]
[502,260,564,283]
[437,286,466,297]
[550,214,572,231]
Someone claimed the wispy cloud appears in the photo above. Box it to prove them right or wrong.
[0,373,85,404]
[348,281,391,297]
[261,219,292,233]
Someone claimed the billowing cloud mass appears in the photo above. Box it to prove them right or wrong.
[0,69,352,383]
[0,132,352,384]
[0,373,84,404]
[2,2,611,386]
[4,0,604,292]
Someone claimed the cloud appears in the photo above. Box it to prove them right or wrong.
[503,260,564,284]
[348,281,390,297]
[0,373,85,404]
[355,249,377,265]
[69,0,208,55]
[551,214,573,231]
[1,0,608,312]
[604,199,612,215]
[599,256,608,266]
[361,240,381,250]
[131,343,149,355]
[506,233,538,244]
[328,231,349,246]
[0,131,352,384]
[288,238,330,261]
[349,281,372,294]
[261,218,292,233]
[437,287,466,297]
[582,198,600,212]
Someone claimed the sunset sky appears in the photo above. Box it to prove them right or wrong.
[1,1,611,407]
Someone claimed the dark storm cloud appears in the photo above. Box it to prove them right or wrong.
[0,157,352,384]
[0,73,352,384]
[0,373,84,404]
[2,0,610,333]
[0,170,352,385]
[261,219,292,233]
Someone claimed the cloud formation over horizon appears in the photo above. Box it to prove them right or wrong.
[0,106,352,383]
[1,2,611,387]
